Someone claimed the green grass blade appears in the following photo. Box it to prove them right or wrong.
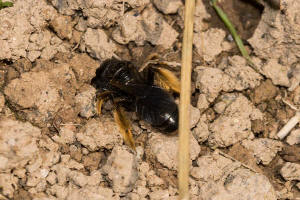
[0,1,14,9]
[210,0,252,62]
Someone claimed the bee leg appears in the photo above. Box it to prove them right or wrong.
[113,104,136,150]
[95,91,112,115]
[153,67,181,94]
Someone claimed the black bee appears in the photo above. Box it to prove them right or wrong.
[91,58,180,149]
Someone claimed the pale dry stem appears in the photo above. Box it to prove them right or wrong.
[178,0,195,200]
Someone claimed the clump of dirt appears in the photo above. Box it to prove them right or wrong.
[1,0,300,199]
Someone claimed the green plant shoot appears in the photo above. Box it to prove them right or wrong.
[210,0,255,67]
[0,0,14,9]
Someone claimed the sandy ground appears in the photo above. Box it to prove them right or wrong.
[0,0,300,199]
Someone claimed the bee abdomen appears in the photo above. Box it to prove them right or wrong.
[135,86,178,133]
[155,108,178,133]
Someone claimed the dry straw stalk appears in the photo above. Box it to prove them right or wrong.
[178,0,195,200]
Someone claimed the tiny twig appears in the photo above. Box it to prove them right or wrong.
[60,123,82,126]
[282,98,299,111]
[112,53,121,60]
[277,99,300,140]
[217,150,258,173]
[122,0,125,16]
[71,39,81,51]
[277,112,300,140]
